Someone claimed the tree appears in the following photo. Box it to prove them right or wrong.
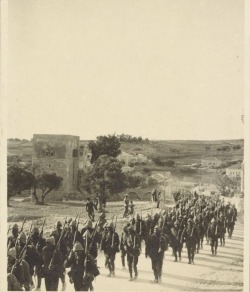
[165,160,175,167]
[216,174,239,196]
[88,134,121,163]
[7,166,35,206]
[35,173,63,204]
[80,155,126,211]
[152,156,165,166]
[233,145,241,150]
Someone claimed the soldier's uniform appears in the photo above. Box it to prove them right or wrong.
[16,231,40,290]
[7,247,31,291]
[7,224,19,250]
[145,226,167,283]
[124,225,141,281]
[120,226,128,270]
[7,273,22,291]
[64,221,84,253]
[64,242,86,291]
[182,219,199,264]
[42,237,63,291]
[207,218,219,255]
[100,222,120,277]
[50,221,68,291]
[123,195,129,218]
[170,221,182,262]
[30,227,46,291]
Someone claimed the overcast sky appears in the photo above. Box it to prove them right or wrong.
[7,0,244,140]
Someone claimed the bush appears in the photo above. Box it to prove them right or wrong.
[63,191,85,201]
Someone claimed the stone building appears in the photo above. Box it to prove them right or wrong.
[201,157,222,167]
[32,134,80,192]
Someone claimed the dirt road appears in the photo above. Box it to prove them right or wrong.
[41,220,243,291]
[8,201,243,291]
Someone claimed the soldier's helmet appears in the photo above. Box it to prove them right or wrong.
[187,218,193,224]
[73,242,84,251]
[56,221,62,227]
[108,222,115,230]
[8,248,17,260]
[211,218,215,224]
[154,226,161,232]
[18,232,26,243]
[12,224,18,231]
[32,227,39,234]
[122,225,128,232]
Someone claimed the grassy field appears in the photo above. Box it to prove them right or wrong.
[121,139,244,165]
[7,199,169,238]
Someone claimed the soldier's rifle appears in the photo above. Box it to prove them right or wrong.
[111,216,117,248]
[177,218,184,240]
[215,209,219,235]
[19,217,26,234]
[180,227,186,244]
[39,218,46,239]
[49,220,66,270]
[73,213,81,245]
[11,222,33,273]
[139,210,142,235]
[7,225,11,235]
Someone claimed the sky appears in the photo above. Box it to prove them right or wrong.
[7,0,244,140]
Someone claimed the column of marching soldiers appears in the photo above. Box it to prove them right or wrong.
[7,192,238,291]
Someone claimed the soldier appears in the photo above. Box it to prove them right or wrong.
[30,227,46,291]
[182,218,199,264]
[123,195,129,218]
[145,214,153,237]
[134,214,147,244]
[64,242,85,291]
[218,213,226,246]
[170,221,182,262]
[100,222,120,277]
[120,225,128,270]
[42,237,63,291]
[207,218,219,256]
[82,220,98,259]
[226,204,237,238]
[64,220,84,253]
[145,226,167,283]
[129,201,135,215]
[7,247,31,291]
[86,198,96,220]
[124,225,141,281]
[50,221,67,291]
[97,212,107,233]
[7,224,19,250]
[16,231,40,290]
[7,272,22,291]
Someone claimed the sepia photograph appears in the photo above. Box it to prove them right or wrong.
[2,0,248,291]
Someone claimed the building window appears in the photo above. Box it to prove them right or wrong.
[79,146,84,156]
[43,147,55,157]
[73,149,78,157]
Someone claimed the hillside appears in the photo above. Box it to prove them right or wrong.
[7,139,244,166]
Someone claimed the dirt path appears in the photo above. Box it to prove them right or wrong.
[8,201,243,291]
[37,220,243,291]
